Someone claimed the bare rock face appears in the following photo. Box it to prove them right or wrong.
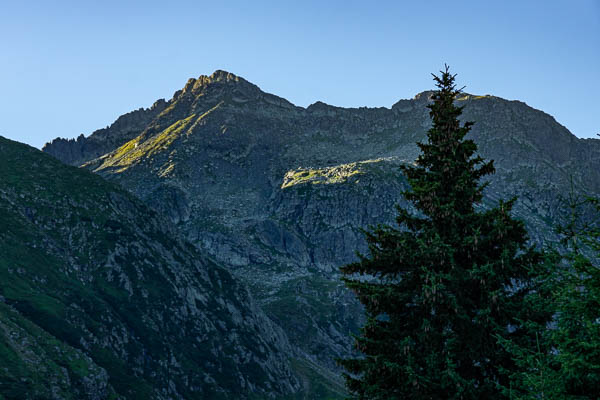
[43,71,600,393]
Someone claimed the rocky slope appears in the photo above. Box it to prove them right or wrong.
[43,99,168,166]
[0,136,308,399]
[43,70,600,388]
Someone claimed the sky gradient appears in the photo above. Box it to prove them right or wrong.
[1,0,599,149]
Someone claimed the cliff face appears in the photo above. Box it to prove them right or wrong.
[1,136,303,399]
[43,70,600,386]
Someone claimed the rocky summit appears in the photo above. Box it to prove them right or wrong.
[42,70,600,396]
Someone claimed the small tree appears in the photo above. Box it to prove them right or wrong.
[553,196,600,398]
[339,66,548,399]
[507,195,600,400]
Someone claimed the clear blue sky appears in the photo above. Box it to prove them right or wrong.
[1,0,598,148]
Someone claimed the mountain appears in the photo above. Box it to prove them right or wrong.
[43,99,168,166]
[0,136,310,399]
[43,70,600,388]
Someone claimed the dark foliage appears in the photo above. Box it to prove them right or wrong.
[339,66,548,399]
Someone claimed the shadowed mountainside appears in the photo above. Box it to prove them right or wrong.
[1,136,312,399]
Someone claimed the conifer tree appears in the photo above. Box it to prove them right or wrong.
[552,196,600,398]
[339,66,547,399]
[506,196,600,399]
[494,251,563,400]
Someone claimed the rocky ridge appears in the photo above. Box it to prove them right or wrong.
[43,99,168,166]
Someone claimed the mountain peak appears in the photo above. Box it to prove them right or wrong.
[209,69,242,82]
[179,70,256,96]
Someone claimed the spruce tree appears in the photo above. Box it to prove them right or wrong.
[339,66,547,399]
[501,195,600,400]
[553,196,600,398]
